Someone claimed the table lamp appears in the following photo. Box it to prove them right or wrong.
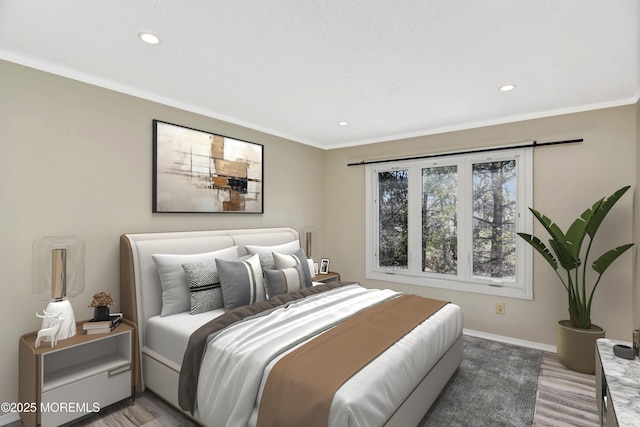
[32,236,85,340]
[302,226,315,258]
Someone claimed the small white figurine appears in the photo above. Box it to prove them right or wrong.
[35,311,64,348]
[37,302,76,339]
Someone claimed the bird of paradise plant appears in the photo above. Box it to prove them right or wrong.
[517,186,633,329]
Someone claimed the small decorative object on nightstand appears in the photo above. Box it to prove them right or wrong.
[34,313,64,348]
[89,291,115,321]
[319,258,330,274]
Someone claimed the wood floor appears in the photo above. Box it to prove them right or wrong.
[7,351,600,427]
[533,352,600,426]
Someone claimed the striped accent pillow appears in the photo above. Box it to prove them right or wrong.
[215,254,265,310]
[273,248,313,288]
[264,263,306,298]
[182,261,224,315]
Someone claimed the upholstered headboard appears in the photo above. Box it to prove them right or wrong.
[119,227,300,391]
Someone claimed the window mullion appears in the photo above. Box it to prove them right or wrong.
[407,164,422,275]
[457,159,471,281]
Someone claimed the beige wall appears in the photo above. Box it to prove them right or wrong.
[0,60,326,406]
[635,100,640,330]
[325,106,637,347]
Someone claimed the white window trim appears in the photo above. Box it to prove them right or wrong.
[365,146,533,300]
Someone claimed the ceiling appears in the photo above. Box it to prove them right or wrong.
[1,1,638,149]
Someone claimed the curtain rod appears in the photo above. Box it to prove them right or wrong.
[346,138,583,167]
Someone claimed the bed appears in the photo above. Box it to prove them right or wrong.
[120,227,463,426]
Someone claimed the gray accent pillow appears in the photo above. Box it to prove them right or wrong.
[264,263,306,298]
[273,248,313,288]
[255,252,276,271]
[182,261,224,315]
[216,254,265,310]
[152,246,239,316]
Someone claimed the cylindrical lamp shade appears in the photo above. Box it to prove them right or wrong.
[32,236,85,301]
[51,248,67,299]
[302,226,315,258]
[305,232,312,258]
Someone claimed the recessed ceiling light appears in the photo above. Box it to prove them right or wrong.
[338,121,349,126]
[138,32,160,45]
[500,84,516,92]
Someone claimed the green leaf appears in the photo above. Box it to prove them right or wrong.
[565,216,588,259]
[548,238,580,271]
[584,186,630,239]
[529,208,567,244]
[517,233,558,270]
[592,244,634,274]
[528,208,579,268]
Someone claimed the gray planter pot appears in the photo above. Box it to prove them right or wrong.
[556,320,605,374]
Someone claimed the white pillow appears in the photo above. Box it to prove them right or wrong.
[152,246,239,316]
[245,240,300,255]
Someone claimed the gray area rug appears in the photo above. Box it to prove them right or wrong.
[419,335,542,427]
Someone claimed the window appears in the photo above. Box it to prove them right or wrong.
[377,170,408,269]
[366,147,532,299]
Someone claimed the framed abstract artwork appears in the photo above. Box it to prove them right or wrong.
[153,120,264,213]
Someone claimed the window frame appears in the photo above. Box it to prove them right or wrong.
[365,146,533,300]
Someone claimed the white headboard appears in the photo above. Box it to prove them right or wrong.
[120,227,300,390]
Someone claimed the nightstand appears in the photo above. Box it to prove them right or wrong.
[19,320,136,427]
[313,271,341,283]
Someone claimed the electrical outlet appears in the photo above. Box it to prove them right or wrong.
[496,302,505,315]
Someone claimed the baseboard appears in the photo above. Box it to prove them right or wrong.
[463,328,557,353]
[0,411,20,426]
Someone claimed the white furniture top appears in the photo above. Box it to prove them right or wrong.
[597,338,640,426]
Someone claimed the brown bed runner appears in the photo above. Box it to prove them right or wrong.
[256,294,448,427]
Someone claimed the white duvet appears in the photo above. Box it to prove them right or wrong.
[195,284,463,427]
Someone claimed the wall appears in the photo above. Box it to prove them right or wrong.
[325,105,637,347]
[635,99,640,330]
[0,60,326,407]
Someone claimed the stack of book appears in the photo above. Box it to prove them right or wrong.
[83,313,123,334]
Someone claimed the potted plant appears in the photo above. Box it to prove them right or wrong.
[89,291,115,321]
[517,185,633,373]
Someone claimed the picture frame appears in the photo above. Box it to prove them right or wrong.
[319,258,330,274]
[153,120,264,213]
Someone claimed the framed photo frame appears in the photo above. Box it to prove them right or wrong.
[153,120,263,213]
[319,258,330,274]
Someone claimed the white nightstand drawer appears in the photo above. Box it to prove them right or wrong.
[40,365,131,427]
